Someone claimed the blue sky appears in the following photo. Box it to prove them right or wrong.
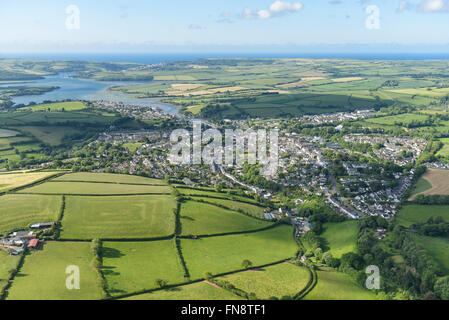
[0,0,448,52]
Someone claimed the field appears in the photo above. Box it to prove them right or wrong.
[396,205,449,227]
[179,201,272,236]
[61,195,176,239]
[17,126,82,146]
[192,197,265,218]
[411,169,449,196]
[53,172,166,185]
[21,101,87,112]
[413,235,449,274]
[6,242,104,300]
[0,171,59,192]
[102,241,185,295]
[218,263,310,300]
[123,282,243,300]
[0,129,19,138]
[304,268,377,300]
[0,194,61,235]
[17,181,171,195]
[181,225,297,280]
[0,252,20,293]
[409,177,433,198]
[321,221,359,259]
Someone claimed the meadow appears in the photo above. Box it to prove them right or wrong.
[0,129,19,138]
[191,197,266,218]
[303,268,377,300]
[21,101,87,112]
[181,225,297,280]
[17,181,171,195]
[54,172,166,185]
[0,251,20,293]
[396,204,449,227]
[413,235,449,274]
[179,201,272,236]
[0,194,61,235]
[17,126,82,146]
[6,242,104,300]
[61,195,176,239]
[102,240,185,296]
[0,171,59,192]
[218,263,310,300]
[321,221,359,259]
[409,177,433,198]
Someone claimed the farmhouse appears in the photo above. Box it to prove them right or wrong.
[27,238,39,249]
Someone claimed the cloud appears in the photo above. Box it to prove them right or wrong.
[243,1,303,20]
[188,24,205,30]
[419,0,449,12]
[397,0,412,12]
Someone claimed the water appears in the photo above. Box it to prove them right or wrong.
[4,73,180,115]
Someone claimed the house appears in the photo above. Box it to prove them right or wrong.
[27,239,39,249]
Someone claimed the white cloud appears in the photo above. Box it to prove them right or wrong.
[243,1,303,20]
[419,0,449,12]
[397,0,411,12]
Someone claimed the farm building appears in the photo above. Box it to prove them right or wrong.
[27,239,39,249]
[30,222,55,229]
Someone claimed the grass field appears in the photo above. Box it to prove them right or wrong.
[0,171,59,192]
[6,242,104,300]
[219,263,310,299]
[413,235,449,274]
[304,268,377,300]
[396,204,449,227]
[179,201,272,236]
[321,221,359,259]
[178,188,258,204]
[17,181,171,195]
[54,172,167,185]
[411,169,449,196]
[182,225,297,280]
[102,241,185,296]
[0,194,61,234]
[21,101,87,112]
[192,197,266,218]
[0,129,19,138]
[410,177,433,198]
[123,282,243,300]
[61,195,176,239]
[0,251,20,293]
[17,126,82,146]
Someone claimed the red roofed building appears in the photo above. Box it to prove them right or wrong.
[28,239,39,249]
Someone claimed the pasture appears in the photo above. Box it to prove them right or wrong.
[54,172,166,185]
[0,194,61,235]
[21,101,87,112]
[6,242,104,300]
[413,235,449,274]
[218,263,310,300]
[179,201,272,236]
[412,169,449,196]
[102,241,185,295]
[409,177,433,198]
[0,129,19,138]
[181,225,297,280]
[304,268,377,300]
[0,171,59,192]
[0,252,20,293]
[17,126,82,146]
[321,221,359,259]
[123,282,243,300]
[61,195,176,239]
[192,197,266,218]
[396,205,449,227]
[17,181,171,195]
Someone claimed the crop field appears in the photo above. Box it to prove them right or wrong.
[61,195,176,239]
[102,241,185,296]
[181,225,297,280]
[0,252,20,293]
[6,242,104,300]
[321,221,359,259]
[17,181,171,195]
[218,263,310,300]
[179,201,272,236]
[0,194,61,235]
[413,235,449,274]
[0,129,19,138]
[54,172,167,185]
[396,205,449,227]
[304,268,377,300]
[17,126,82,146]
[21,101,87,112]
[123,282,243,300]
[0,171,59,192]
[192,197,266,218]
[409,178,433,198]
[412,169,449,196]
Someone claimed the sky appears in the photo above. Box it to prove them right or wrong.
[0,0,449,53]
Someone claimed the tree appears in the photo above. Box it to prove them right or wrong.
[434,276,449,300]
[242,259,253,269]
[155,279,168,289]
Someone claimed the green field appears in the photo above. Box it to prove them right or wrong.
[61,195,176,239]
[192,197,266,218]
[321,221,359,259]
[54,172,167,185]
[414,235,449,274]
[410,178,433,197]
[6,242,104,300]
[102,241,185,296]
[178,187,258,204]
[219,263,310,299]
[0,194,61,235]
[17,181,171,195]
[396,205,449,227]
[180,201,272,236]
[17,126,82,146]
[304,268,377,300]
[0,251,20,293]
[22,101,87,112]
[0,129,19,138]
[182,225,297,279]
[123,282,243,300]
[0,171,59,193]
